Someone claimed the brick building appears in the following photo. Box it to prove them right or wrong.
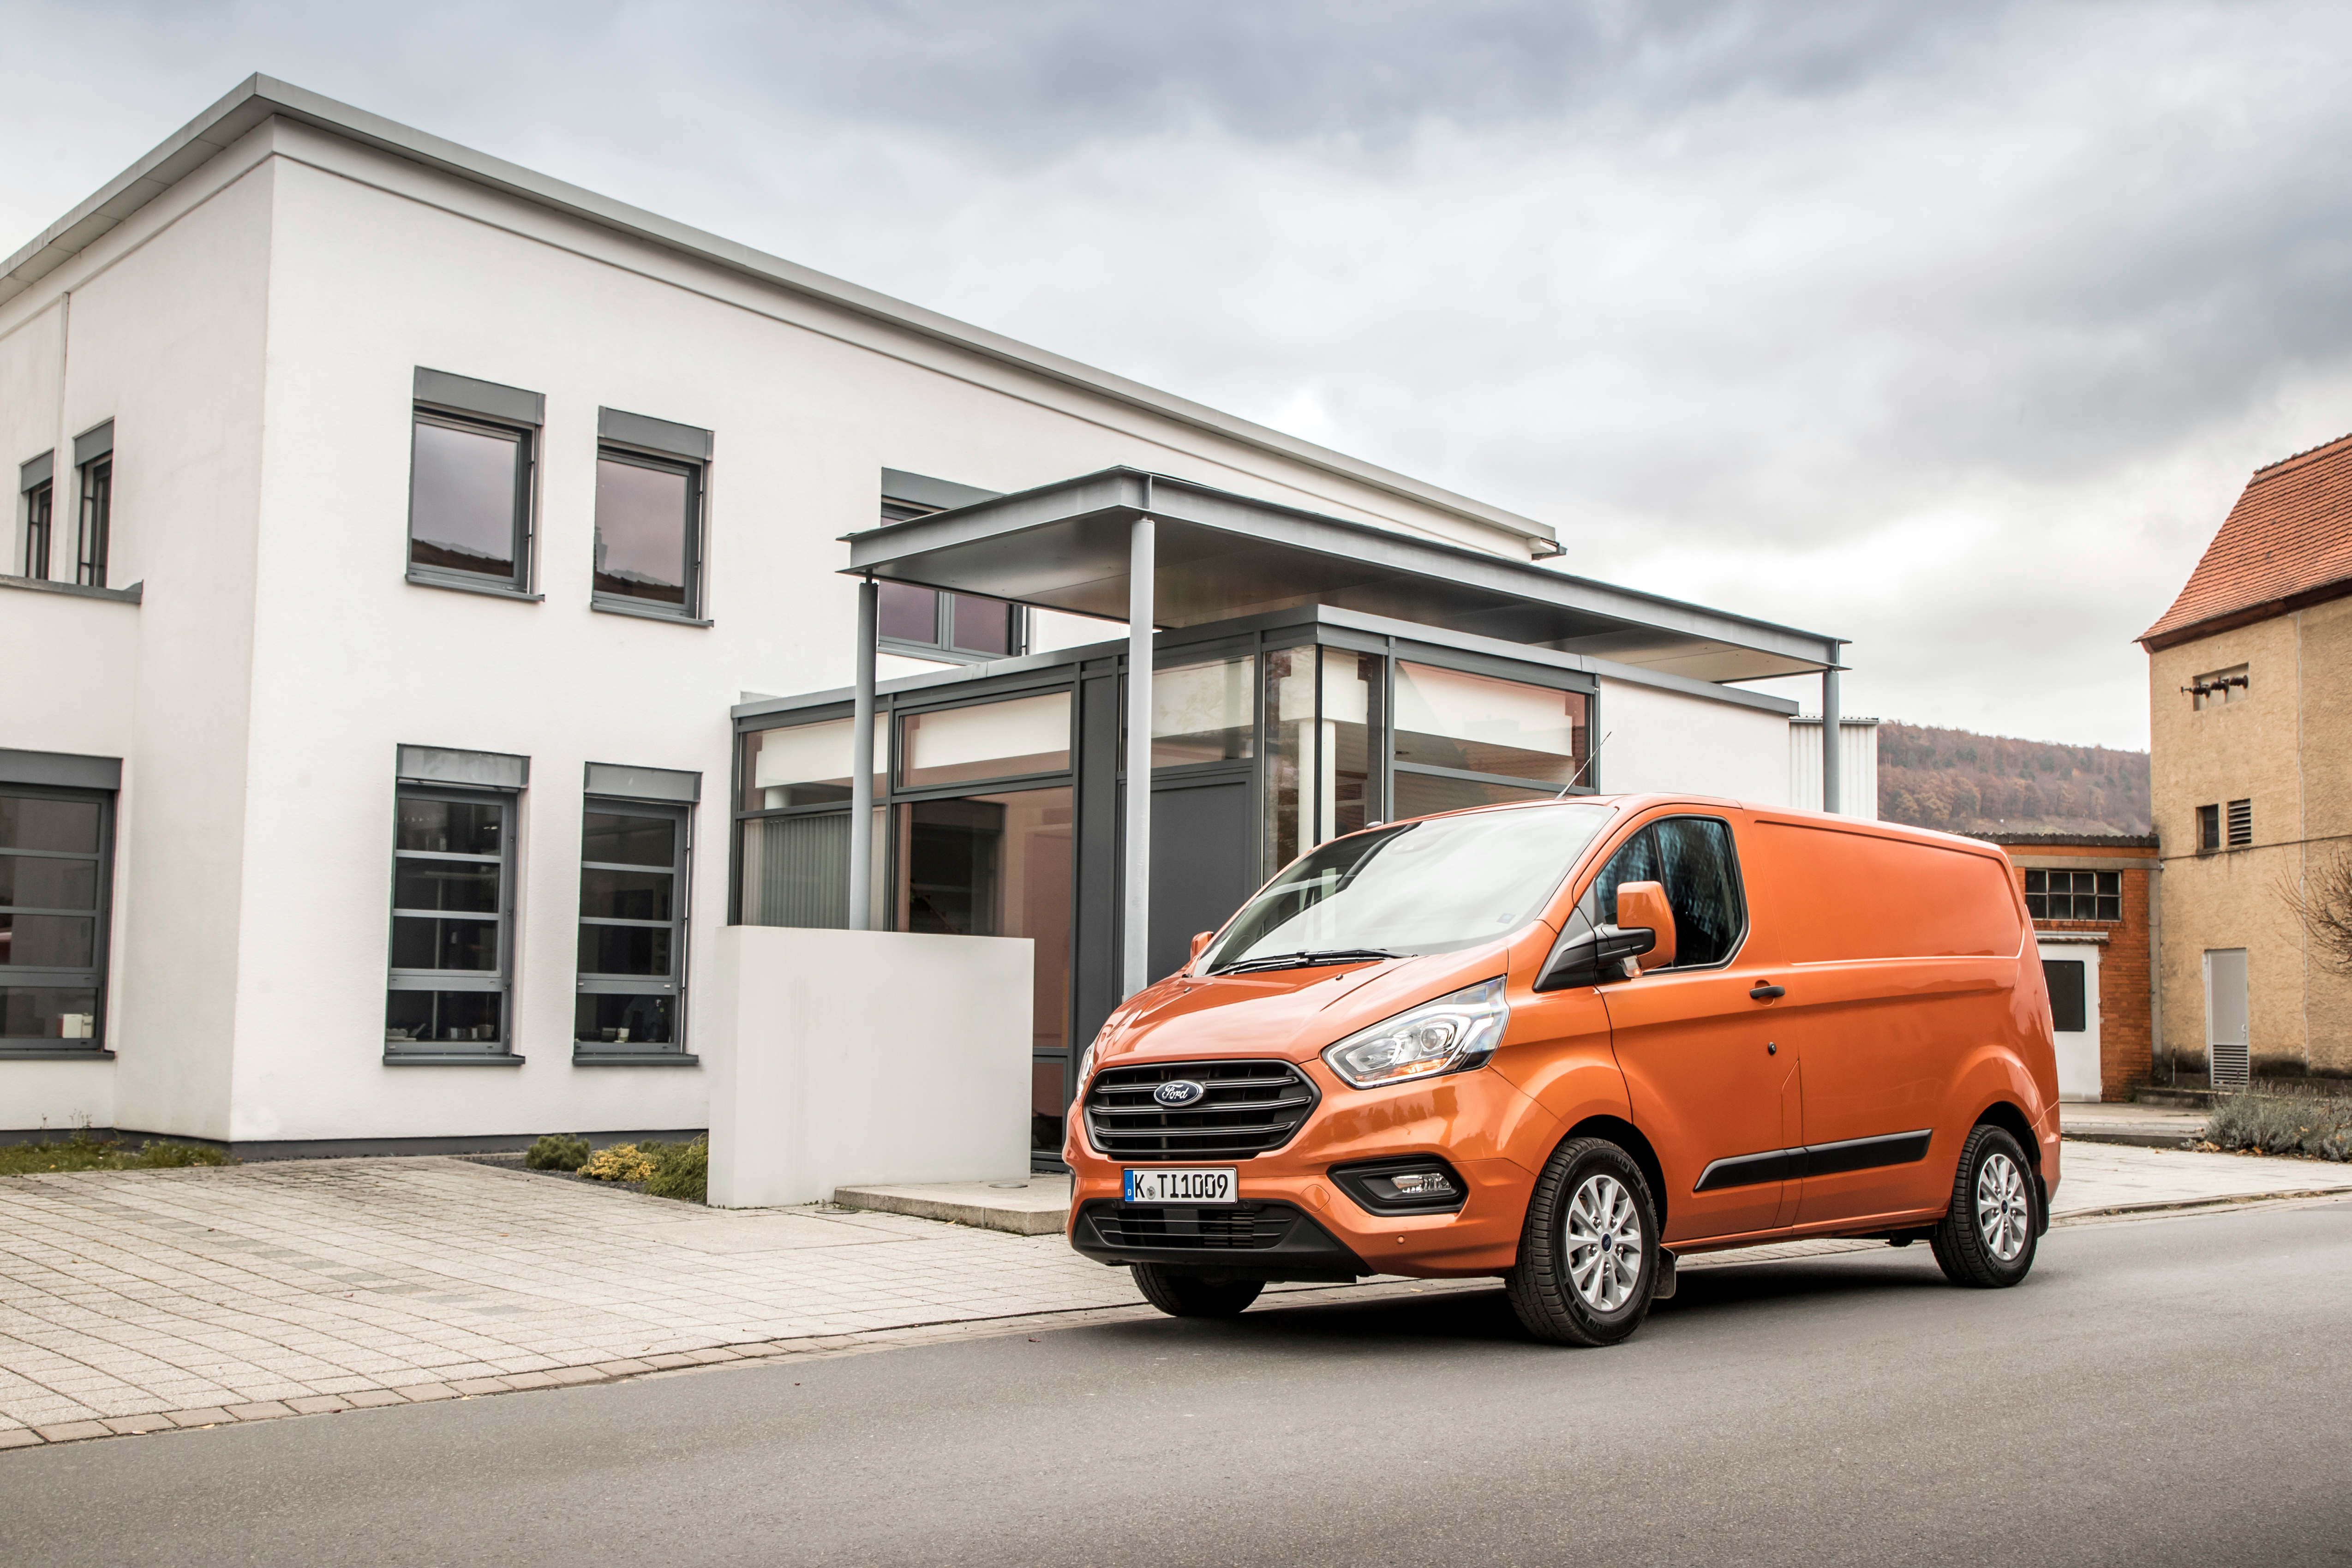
[1975,832,2156,1101]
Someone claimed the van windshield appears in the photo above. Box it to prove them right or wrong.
[1205,804,1612,972]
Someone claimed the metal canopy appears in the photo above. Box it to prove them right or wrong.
[842,468,1839,683]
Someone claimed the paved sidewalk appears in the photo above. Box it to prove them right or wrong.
[4,1142,2348,1448]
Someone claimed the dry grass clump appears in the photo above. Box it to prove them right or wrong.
[2203,1092,2352,1161]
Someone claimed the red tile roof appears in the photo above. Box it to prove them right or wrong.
[2142,431,2352,649]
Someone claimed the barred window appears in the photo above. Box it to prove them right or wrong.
[2025,869,2119,922]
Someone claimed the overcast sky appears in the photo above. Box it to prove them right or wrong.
[11,0,2352,748]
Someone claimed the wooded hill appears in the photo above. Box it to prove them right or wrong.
[1876,722,2150,836]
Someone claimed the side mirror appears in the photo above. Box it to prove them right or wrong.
[1188,930,1215,963]
[1535,922,1658,992]
[1614,882,1676,970]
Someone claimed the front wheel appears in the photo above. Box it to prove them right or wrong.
[1929,1124,2039,1288]
[1131,1264,1264,1317]
[1505,1137,1659,1346]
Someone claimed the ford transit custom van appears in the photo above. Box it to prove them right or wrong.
[1065,794,2059,1346]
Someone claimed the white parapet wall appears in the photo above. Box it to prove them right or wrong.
[1788,717,1881,819]
[704,926,1034,1209]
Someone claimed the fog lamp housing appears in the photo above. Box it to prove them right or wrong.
[1329,1155,1470,1215]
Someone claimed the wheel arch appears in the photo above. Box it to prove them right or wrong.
[1972,1099,2040,1171]
[1562,1115,1670,1235]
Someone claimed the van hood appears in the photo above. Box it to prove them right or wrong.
[1097,938,1528,1067]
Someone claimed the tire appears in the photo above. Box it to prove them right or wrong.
[1504,1137,1659,1346]
[1131,1264,1264,1317]
[1929,1124,2039,1288]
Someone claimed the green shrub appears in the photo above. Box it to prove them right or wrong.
[525,1133,592,1172]
[642,1136,708,1203]
[2204,1091,2352,1160]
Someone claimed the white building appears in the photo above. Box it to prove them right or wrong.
[3,78,1867,1163]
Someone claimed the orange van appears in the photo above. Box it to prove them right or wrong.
[1064,794,2060,1346]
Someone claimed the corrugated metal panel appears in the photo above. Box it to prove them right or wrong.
[1787,719,1879,819]
[744,814,850,928]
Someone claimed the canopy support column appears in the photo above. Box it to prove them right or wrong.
[1122,514,1155,997]
[1820,664,1842,816]
[849,574,878,931]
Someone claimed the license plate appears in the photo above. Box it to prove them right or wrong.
[1124,1167,1238,1204]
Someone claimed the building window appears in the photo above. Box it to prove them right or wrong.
[19,454,53,579]
[385,787,515,1053]
[1388,659,1590,823]
[408,370,543,595]
[2026,869,2120,922]
[2197,804,2220,853]
[2189,664,2249,710]
[0,786,111,1050]
[76,455,111,589]
[575,799,690,1054]
[410,412,532,590]
[877,581,1026,663]
[594,449,701,616]
[2043,959,2088,1033]
[2227,797,2252,847]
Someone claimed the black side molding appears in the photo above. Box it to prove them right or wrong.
[1694,1128,1934,1192]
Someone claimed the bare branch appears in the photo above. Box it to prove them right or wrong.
[2277,845,2352,976]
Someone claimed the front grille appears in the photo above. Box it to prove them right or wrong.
[1088,1202,1299,1251]
[1084,1059,1319,1160]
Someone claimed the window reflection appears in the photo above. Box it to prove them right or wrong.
[593,453,694,608]
[410,417,523,581]
[900,693,1071,787]
[1394,662,1586,787]
[1264,648,1378,872]
[1152,656,1255,767]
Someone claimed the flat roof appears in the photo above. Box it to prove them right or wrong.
[4,74,1557,550]
[844,468,1842,684]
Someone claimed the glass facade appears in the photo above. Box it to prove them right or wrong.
[731,618,1598,1164]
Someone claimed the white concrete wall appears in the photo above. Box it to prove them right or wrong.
[705,927,1031,1207]
[1,299,65,576]
[0,128,279,1136]
[1596,677,1795,805]
[1787,718,1881,819]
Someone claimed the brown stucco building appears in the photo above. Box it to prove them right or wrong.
[1975,832,2155,1101]
[2140,431,2352,1083]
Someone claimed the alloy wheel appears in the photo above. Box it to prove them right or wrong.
[1975,1151,2030,1262]
[1564,1172,1644,1311]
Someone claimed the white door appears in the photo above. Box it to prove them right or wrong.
[2039,943,2101,1101]
[2204,948,2250,1089]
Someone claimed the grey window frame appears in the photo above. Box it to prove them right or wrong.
[76,455,110,589]
[574,795,694,1062]
[385,782,519,1059]
[20,452,53,579]
[0,780,115,1057]
[876,580,1030,664]
[592,444,706,623]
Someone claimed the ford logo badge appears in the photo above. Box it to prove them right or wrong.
[1152,1079,1207,1108]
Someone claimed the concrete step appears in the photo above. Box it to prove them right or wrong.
[2062,1102,2207,1147]
[832,1175,1072,1236]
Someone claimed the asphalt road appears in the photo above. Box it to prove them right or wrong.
[8,1203,2350,1568]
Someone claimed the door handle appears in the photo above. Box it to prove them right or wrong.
[1749,983,1785,1001]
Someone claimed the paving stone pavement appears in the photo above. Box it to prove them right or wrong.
[4,1141,2348,1447]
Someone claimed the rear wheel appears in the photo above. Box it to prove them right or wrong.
[1131,1264,1264,1317]
[1504,1136,1658,1346]
[1929,1124,2039,1288]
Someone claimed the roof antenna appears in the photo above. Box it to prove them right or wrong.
[1558,731,1612,798]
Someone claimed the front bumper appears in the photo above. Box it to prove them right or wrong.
[1065,1064,1550,1279]
[1069,1199,1371,1282]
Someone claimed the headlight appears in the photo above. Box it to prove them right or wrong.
[1073,1029,1104,1092]
[1320,978,1508,1089]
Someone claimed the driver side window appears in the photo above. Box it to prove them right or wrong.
[1577,817,1746,969]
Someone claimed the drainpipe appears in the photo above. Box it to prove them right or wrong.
[1821,662,1842,816]
[1124,505,1156,997]
[849,574,878,931]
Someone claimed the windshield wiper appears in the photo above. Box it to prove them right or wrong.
[1212,948,1400,976]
